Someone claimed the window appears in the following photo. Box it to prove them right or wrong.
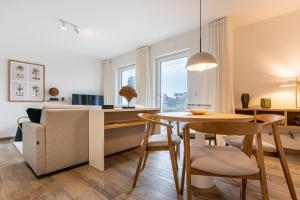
[118,65,136,105]
[156,52,188,112]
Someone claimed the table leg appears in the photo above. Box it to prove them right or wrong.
[191,132,215,189]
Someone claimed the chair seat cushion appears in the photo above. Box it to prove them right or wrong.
[178,132,216,140]
[143,134,181,147]
[205,133,216,140]
[223,136,277,153]
[190,145,260,176]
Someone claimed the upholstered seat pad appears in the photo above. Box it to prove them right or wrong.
[178,131,196,139]
[178,131,215,140]
[223,136,277,153]
[143,134,181,147]
[190,145,260,176]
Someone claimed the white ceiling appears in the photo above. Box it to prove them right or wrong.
[1,0,300,59]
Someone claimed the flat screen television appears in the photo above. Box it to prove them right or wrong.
[72,94,104,106]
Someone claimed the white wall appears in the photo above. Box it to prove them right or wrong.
[112,10,300,110]
[110,27,212,106]
[234,10,300,108]
[0,41,102,138]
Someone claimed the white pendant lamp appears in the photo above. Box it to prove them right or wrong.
[186,0,218,71]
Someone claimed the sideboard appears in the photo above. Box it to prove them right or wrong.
[89,107,160,171]
[235,108,300,151]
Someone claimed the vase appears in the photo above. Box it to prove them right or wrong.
[261,98,271,109]
[241,93,250,108]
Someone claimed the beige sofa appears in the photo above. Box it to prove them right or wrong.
[23,105,144,176]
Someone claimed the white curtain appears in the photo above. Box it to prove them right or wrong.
[135,46,152,107]
[102,59,114,104]
[208,17,235,113]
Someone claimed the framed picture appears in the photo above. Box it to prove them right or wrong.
[9,60,45,102]
[297,77,300,108]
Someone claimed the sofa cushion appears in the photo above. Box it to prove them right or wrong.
[26,108,42,123]
[42,105,88,109]
[40,105,89,125]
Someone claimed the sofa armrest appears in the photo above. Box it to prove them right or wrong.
[23,122,46,176]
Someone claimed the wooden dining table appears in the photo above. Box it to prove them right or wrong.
[156,111,254,189]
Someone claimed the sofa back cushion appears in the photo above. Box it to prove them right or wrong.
[40,105,89,125]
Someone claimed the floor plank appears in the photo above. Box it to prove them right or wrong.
[0,140,299,200]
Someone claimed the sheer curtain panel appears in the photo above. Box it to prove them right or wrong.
[102,59,114,105]
[135,46,152,107]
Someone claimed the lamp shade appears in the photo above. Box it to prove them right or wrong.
[186,52,218,71]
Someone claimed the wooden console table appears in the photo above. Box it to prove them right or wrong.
[236,108,300,151]
[89,108,160,171]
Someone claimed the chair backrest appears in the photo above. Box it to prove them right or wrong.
[137,113,173,128]
[184,121,262,156]
[137,113,157,121]
[255,114,285,126]
[185,121,262,136]
[138,113,174,148]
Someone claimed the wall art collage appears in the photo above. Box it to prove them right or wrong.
[9,60,45,102]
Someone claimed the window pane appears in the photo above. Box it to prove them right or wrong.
[160,57,187,112]
[121,68,136,105]
[121,69,136,88]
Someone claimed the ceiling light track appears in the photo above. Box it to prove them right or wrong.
[59,19,79,34]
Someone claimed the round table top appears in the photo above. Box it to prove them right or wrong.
[157,112,254,122]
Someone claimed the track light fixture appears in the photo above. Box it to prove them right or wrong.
[59,19,79,34]
[74,26,79,33]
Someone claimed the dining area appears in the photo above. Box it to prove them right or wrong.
[131,110,298,200]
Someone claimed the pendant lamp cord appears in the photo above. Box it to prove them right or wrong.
[200,0,202,52]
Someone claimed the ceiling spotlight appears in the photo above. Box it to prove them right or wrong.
[59,19,79,34]
[61,22,67,30]
[74,26,79,34]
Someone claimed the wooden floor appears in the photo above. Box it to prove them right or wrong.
[0,140,299,200]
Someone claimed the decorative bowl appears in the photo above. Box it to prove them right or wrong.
[189,109,208,115]
[188,104,211,115]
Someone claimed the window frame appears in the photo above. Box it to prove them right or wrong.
[155,51,189,109]
[117,64,136,105]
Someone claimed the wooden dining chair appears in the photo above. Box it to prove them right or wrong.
[175,121,217,145]
[132,113,182,194]
[180,121,268,200]
[223,114,297,200]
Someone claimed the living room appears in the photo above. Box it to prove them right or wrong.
[1,0,300,199]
